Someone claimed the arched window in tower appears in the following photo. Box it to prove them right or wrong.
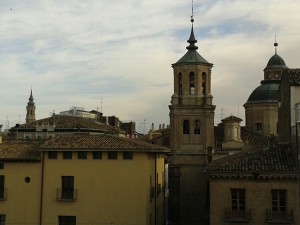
[183,120,190,134]
[189,72,195,95]
[178,73,183,95]
[202,72,206,95]
[194,120,200,134]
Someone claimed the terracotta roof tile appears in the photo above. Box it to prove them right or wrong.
[0,140,40,161]
[40,135,170,152]
[206,146,296,172]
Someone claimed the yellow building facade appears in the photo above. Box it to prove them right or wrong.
[0,135,169,225]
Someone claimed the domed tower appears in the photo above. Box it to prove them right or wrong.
[26,89,36,123]
[244,42,288,135]
[168,16,215,225]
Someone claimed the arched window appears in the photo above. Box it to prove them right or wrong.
[178,73,183,95]
[202,72,206,95]
[189,72,195,95]
[183,120,189,134]
[194,120,200,134]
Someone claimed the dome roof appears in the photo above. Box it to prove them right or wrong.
[245,80,280,104]
[264,53,288,70]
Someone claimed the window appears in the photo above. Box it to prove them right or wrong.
[58,216,76,225]
[48,151,57,159]
[194,120,200,134]
[108,151,117,160]
[0,163,3,170]
[272,189,286,212]
[63,151,72,159]
[178,73,183,95]
[189,72,195,95]
[0,215,5,225]
[183,120,189,134]
[77,151,87,159]
[61,176,74,200]
[255,123,262,132]
[0,176,4,200]
[202,72,206,95]
[93,151,102,159]
[123,152,133,160]
[231,189,245,211]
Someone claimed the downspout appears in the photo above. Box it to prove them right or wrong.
[39,151,45,225]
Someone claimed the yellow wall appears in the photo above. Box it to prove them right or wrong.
[0,162,42,225]
[41,151,166,225]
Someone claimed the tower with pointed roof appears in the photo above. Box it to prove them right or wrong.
[26,89,36,123]
[244,42,288,136]
[168,16,215,225]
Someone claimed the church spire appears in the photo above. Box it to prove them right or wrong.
[26,89,36,123]
[186,3,198,51]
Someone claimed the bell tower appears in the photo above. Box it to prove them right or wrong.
[168,16,215,225]
[26,89,36,123]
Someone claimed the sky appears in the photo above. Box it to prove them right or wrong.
[1,0,300,134]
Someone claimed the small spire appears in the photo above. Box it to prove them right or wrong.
[274,34,278,54]
[29,89,34,101]
[186,0,198,51]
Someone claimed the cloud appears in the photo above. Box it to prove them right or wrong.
[1,0,300,132]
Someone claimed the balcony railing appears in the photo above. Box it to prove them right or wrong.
[56,188,77,201]
[225,208,252,222]
[266,209,293,223]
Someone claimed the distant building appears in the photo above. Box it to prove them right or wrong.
[0,135,169,225]
[25,89,36,123]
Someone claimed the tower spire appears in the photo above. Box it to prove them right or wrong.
[26,89,36,123]
[186,0,198,51]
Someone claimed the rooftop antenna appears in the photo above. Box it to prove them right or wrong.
[274,33,278,54]
[100,98,103,113]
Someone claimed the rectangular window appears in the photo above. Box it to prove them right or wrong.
[255,123,262,132]
[93,151,102,159]
[0,215,5,225]
[61,176,74,200]
[272,189,287,212]
[0,163,3,169]
[123,152,133,160]
[77,151,87,159]
[48,151,57,159]
[108,151,117,160]
[63,151,72,159]
[231,188,245,211]
[58,216,76,225]
[0,176,4,200]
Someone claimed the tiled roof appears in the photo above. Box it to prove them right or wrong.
[284,68,300,85]
[206,146,297,173]
[40,135,170,152]
[16,115,125,134]
[0,140,40,161]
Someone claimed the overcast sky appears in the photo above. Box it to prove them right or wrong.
[1,0,300,133]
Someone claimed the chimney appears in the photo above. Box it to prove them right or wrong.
[162,123,165,129]
[151,123,154,132]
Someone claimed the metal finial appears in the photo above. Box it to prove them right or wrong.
[191,0,194,23]
[274,33,278,54]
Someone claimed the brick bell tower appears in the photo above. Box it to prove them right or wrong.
[26,89,36,123]
[168,16,215,225]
